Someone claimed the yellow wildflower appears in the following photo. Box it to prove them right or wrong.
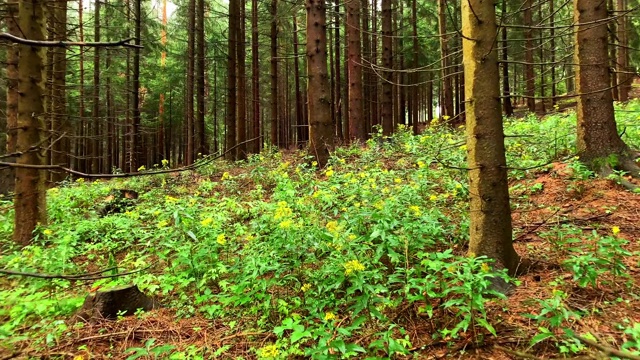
[138,165,146,172]
[348,234,357,241]
[221,172,231,181]
[165,195,178,203]
[417,160,425,168]
[429,194,437,201]
[326,221,339,234]
[301,283,312,292]
[161,159,169,167]
[157,220,169,228]
[443,115,450,121]
[216,234,226,245]
[612,226,621,235]
[394,178,402,184]
[344,259,365,275]
[409,205,422,217]
[325,169,335,177]
[258,344,279,358]
[481,263,490,273]
[200,218,213,227]
[76,178,85,183]
[279,219,293,229]
[324,312,336,321]
[43,229,53,236]
[312,161,318,167]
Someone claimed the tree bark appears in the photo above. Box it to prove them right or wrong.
[14,0,48,245]
[616,0,630,101]
[226,0,238,159]
[186,0,196,164]
[574,0,632,170]
[251,0,260,153]
[462,0,520,274]
[501,0,514,117]
[237,0,247,159]
[196,0,207,157]
[270,0,279,147]
[381,0,393,135]
[438,0,453,119]
[524,0,536,112]
[333,0,343,140]
[347,0,364,141]
[91,0,101,174]
[307,0,333,166]
[131,0,142,170]
[2,0,19,194]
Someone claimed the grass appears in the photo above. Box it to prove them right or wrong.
[1,102,640,359]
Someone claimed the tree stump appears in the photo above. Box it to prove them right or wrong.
[75,284,158,322]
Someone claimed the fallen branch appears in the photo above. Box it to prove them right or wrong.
[0,33,142,48]
[575,335,640,360]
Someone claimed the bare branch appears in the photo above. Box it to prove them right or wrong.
[0,33,143,48]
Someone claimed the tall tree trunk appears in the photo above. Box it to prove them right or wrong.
[381,0,393,135]
[186,0,195,164]
[226,0,239,159]
[538,2,546,113]
[361,0,371,136]
[196,0,207,156]
[293,15,307,146]
[501,0,514,116]
[307,0,333,166]
[270,0,279,147]
[131,0,142,170]
[3,0,19,194]
[524,0,536,112]
[347,0,364,141]
[14,0,48,245]
[237,0,247,159]
[574,0,635,173]
[251,0,260,153]
[411,0,418,134]
[333,0,343,140]
[438,0,453,119]
[370,0,379,129]
[91,0,101,174]
[550,0,556,105]
[616,0,630,101]
[463,0,520,274]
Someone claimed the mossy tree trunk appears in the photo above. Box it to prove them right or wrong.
[462,0,520,274]
[306,0,333,166]
[574,0,639,179]
[14,0,48,245]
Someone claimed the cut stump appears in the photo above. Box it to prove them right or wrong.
[75,284,158,322]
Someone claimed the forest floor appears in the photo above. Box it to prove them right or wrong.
[2,100,640,359]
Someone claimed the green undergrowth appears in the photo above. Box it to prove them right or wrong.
[1,102,640,358]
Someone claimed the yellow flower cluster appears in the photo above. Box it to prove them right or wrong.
[157,220,169,228]
[612,226,620,235]
[221,172,231,181]
[324,312,336,321]
[258,344,279,358]
[279,219,293,229]
[274,201,293,220]
[301,283,311,292]
[200,217,213,227]
[409,205,422,217]
[326,221,340,234]
[344,259,365,275]
[216,234,226,245]
[43,229,53,236]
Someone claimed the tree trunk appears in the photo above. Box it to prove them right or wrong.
[411,0,418,134]
[186,0,196,164]
[361,0,371,136]
[550,0,556,105]
[293,15,307,146]
[438,0,453,119]
[251,0,260,153]
[462,0,520,274]
[381,0,393,135]
[501,0,513,116]
[196,0,207,157]
[237,0,247,159]
[616,0,630,101]
[524,0,536,112]
[131,0,142,170]
[270,0,279,147]
[91,0,101,174]
[347,0,364,141]
[333,0,343,140]
[307,0,333,166]
[226,0,238,159]
[574,0,633,170]
[14,0,48,245]
[3,0,19,194]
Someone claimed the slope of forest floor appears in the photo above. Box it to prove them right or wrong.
[1,101,640,359]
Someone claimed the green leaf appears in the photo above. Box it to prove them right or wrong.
[530,331,555,346]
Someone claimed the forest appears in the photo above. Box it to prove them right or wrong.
[1,0,640,357]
